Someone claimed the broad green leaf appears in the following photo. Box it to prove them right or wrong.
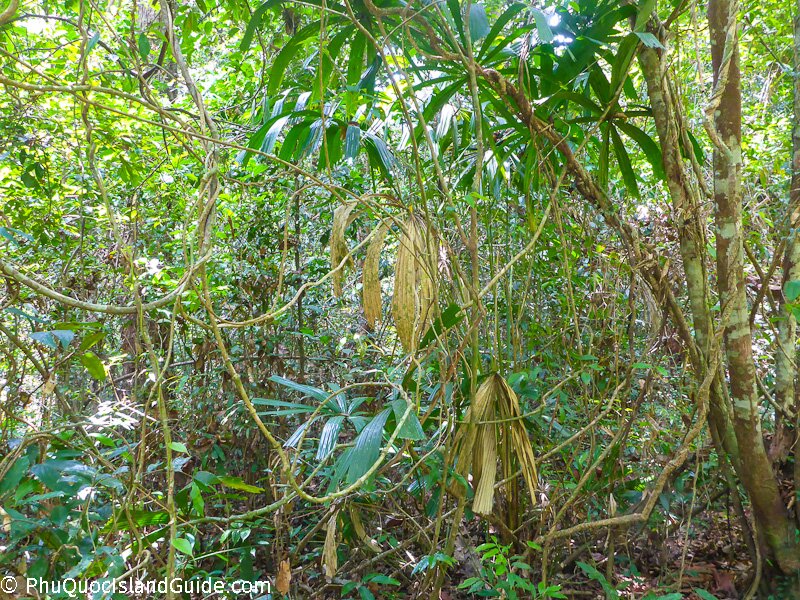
[286,418,318,449]
[420,303,464,348]
[102,509,169,532]
[79,331,105,352]
[363,132,396,177]
[634,0,657,31]
[611,34,638,93]
[478,3,525,59]
[138,33,151,60]
[635,31,664,49]
[240,0,284,52]
[80,352,106,381]
[785,280,800,302]
[0,456,30,495]
[252,398,315,415]
[468,3,489,42]
[391,399,425,441]
[192,471,219,486]
[317,415,345,460]
[172,537,193,556]
[30,330,74,350]
[329,408,391,491]
[446,0,465,43]
[616,122,666,180]
[268,22,320,96]
[611,126,639,198]
[168,442,189,454]
[269,375,329,402]
[217,476,264,493]
[531,8,554,43]
[51,330,75,348]
[344,124,361,161]
[29,331,58,349]
[261,116,290,154]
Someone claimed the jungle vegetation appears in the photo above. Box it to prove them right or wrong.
[1,0,800,596]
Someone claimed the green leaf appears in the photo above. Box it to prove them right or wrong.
[51,330,75,348]
[137,33,151,60]
[531,8,554,43]
[0,456,30,496]
[468,3,489,42]
[616,122,666,181]
[420,303,464,348]
[217,476,264,493]
[358,586,376,600]
[240,0,284,52]
[29,331,58,349]
[785,281,800,302]
[634,31,664,49]
[344,124,361,161]
[102,509,170,533]
[269,375,329,402]
[363,131,396,177]
[610,126,639,199]
[634,0,656,31]
[694,590,721,600]
[261,116,290,154]
[317,415,345,460]
[268,21,320,96]
[446,0,464,43]
[252,398,315,415]
[576,562,619,599]
[346,408,391,483]
[80,352,107,381]
[193,471,219,486]
[391,399,425,440]
[79,331,105,352]
[169,442,189,454]
[172,537,193,556]
[365,574,401,586]
[478,3,525,59]
[611,34,638,93]
[87,31,100,53]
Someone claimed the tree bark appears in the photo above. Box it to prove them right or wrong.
[637,43,740,467]
[709,0,800,572]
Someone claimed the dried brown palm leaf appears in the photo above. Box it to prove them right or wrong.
[391,217,419,351]
[496,376,538,503]
[454,374,538,516]
[362,222,388,329]
[330,202,358,297]
[391,215,439,352]
[472,417,498,515]
[275,559,292,595]
[323,510,338,580]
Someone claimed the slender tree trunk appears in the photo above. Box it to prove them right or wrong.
[637,44,740,468]
[791,0,800,521]
[709,0,800,573]
[773,0,800,462]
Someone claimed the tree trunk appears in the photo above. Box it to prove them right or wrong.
[637,43,740,468]
[709,0,800,573]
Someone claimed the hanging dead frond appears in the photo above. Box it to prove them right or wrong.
[275,559,292,595]
[349,504,381,553]
[362,222,388,329]
[454,374,538,515]
[391,215,438,352]
[322,510,339,580]
[496,375,538,506]
[330,202,358,297]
